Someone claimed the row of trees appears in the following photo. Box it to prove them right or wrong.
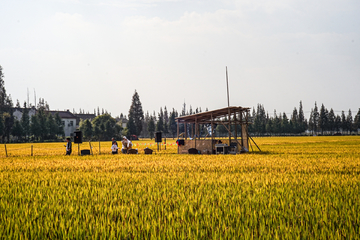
[250,101,360,136]
[12,105,65,142]
[1,64,360,142]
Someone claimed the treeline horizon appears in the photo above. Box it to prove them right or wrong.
[1,65,360,143]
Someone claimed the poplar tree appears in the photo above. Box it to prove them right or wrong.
[128,90,144,136]
[346,109,353,134]
[319,104,328,135]
[354,109,360,131]
[169,109,177,138]
[148,116,155,140]
[298,101,306,133]
[21,102,31,141]
[328,108,335,134]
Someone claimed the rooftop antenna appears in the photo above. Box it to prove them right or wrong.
[226,66,230,107]
[226,66,231,144]
[27,87,29,107]
[34,89,36,108]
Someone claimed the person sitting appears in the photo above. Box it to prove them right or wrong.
[111,137,118,154]
[111,141,119,154]
[121,136,133,154]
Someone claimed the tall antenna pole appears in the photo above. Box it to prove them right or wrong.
[226,66,231,145]
[226,66,230,107]
[34,89,36,108]
[27,88,29,107]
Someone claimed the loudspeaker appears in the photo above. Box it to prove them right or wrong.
[74,131,82,144]
[81,149,91,155]
[155,132,162,143]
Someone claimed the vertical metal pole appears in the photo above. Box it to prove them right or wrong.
[211,113,214,154]
[177,120,179,154]
[226,66,230,108]
[226,67,231,146]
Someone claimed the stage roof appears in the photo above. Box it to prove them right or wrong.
[175,106,251,123]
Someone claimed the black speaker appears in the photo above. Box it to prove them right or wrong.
[81,149,90,155]
[155,132,162,143]
[74,131,82,144]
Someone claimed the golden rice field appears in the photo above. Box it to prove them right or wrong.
[0,136,359,239]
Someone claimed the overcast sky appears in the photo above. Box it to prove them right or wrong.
[1,0,359,118]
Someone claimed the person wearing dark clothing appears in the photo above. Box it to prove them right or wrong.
[66,137,72,155]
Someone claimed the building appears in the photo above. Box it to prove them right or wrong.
[49,110,77,137]
[12,107,37,121]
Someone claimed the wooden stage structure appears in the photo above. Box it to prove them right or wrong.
[176,106,260,154]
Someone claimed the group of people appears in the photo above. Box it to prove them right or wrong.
[65,136,133,155]
[111,137,133,154]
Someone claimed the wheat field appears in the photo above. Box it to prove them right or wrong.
[0,136,359,239]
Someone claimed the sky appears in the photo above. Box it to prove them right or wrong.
[1,0,359,119]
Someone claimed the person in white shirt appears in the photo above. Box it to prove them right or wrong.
[111,142,118,154]
[121,136,133,154]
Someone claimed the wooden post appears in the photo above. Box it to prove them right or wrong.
[176,120,179,138]
[195,118,197,149]
[234,110,238,152]
[211,113,214,154]
[89,141,93,155]
[99,141,101,155]
[228,108,232,146]
[240,111,243,148]
[31,145,33,156]
[184,123,187,139]
[5,144,8,157]
[177,120,179,154]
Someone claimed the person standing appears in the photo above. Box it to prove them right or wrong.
[66,137,72,155]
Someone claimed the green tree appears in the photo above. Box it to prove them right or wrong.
[168,109,177,138]
[21,102,31,141]
[37,109,48,141]
[346,109,353,134]
[128,90,144,136]
[54,113,64,137]
[126,116,136,137]
[334,114,341,133]
[281,112,290,135]
[30,115,41,141]
[3,111,14,142]
[92,114,121,141]
[341,111,347,134]
[147,116,155,140]
[291,107,298,134]
[46,113,58,140]
[319,104,328,135]
[298,101,306,133]
[354,108,360,132]
[11,120,23,142]
[0,115,4,139]
[156,110,164,132]
[163,106,169,137]
[80,119,93,140]
[328,108,335,134]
